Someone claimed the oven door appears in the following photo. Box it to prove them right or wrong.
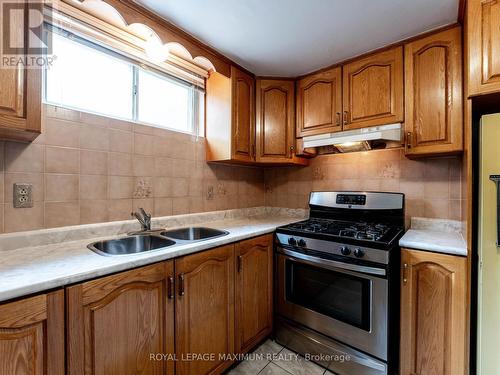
[276,247,388,360]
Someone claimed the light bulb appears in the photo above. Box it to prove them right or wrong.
[145,36,169,63]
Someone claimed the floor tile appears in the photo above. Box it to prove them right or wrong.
[272,348,324,375]
[259,362,292,375]
[254,339,284,356]
[228,357,269,375]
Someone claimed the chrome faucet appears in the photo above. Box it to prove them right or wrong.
[131,208,152,232]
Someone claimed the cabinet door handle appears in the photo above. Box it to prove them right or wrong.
[290,145,295,152]
[336,112,341,126]
[237,255,242,272]
[343,111,349,126]
[402,263,409,284]
[167,276,174,299]
[406,132,412,149]
[178,273,185,296]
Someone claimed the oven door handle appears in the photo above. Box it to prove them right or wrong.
[278,248,386,276]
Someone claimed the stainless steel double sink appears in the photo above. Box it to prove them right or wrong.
[88,227,229,256]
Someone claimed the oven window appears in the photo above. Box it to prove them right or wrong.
[285,260,371,330]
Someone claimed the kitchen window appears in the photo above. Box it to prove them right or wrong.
[44,30,204,135]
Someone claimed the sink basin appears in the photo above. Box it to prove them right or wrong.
[88,235,176,256]
[160,227,229,241]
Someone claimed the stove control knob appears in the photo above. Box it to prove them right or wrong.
[298,239,307,247]
[288,237,297,246]
[354,248,365,258]
[340,246,351,255]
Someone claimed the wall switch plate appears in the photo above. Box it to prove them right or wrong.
[13,183,33,208]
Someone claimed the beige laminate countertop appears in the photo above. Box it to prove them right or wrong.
[0,207,306,303]
[399,217,467,256]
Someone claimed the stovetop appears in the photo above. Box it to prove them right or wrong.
[276,217,403,248]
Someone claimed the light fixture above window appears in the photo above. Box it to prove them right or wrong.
[144,34,169,63]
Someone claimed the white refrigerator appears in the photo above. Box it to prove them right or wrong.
[477,113,500,374]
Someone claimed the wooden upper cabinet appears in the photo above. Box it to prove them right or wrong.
[0,291,64,375]
[343,47,404,130]
[205,67,256,164]
[468,0,500,96]
[232,66,255,162]
[0,0,42,142]
[404,27,463,157]
[175,245,235,375]
[256,79,306,164]
[235,234,273,354]
[400,248,467,375]
[296,67,342,137]
[67,262,175,375]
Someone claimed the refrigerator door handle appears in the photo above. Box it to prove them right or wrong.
[490,175,500,246]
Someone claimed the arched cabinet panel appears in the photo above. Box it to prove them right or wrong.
[343,47,403,130]
[405,27,463,157]
[296,67,342,137]
[400,248,466,375]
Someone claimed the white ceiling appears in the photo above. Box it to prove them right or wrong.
[135,0,459,77]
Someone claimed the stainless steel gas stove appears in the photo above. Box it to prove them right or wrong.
[274,191,404,375]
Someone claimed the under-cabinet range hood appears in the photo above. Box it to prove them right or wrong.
[302,123,402,152]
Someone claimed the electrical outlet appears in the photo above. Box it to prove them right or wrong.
[13,183,33,208]
[206,185,214,200]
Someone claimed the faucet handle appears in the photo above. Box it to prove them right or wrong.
[138,207,151,220]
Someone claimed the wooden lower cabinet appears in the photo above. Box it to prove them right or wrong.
[400,248,467,375]
[175,244,235,375]
[66,262,175,375]
[235,234,273,353]
[0,290,64,375]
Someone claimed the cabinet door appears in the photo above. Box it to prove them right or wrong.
[0,0,41,141]
[405,27,463,157]
[235,234,273,353]
[231,66,255,162]
[256,79,295,163]
[67,262,175,375]
[175,245,235,375]
[400,249,467,375]
[468,0,500,96]
[343,47,403,130]
[0,290,64,375]
[296,67,342,137]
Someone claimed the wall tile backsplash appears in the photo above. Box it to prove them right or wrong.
[0,105,463,234]
[264,149,463,227]
[0,105,265,233]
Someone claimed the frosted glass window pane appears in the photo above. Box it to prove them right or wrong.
[46,33,133,120]
[138,69,191,132]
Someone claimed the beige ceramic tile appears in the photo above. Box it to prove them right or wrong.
[134,133,155,156]
[5,142,44,173]
[4,203,44,232]
[272,348,324,375]
[154,197,173,217]
[133,155,155,177]
[44,201,80,228]
[80,200,108,224]
[108,199,133,221]
[79,124,109,150]
[172,197,189,215]
[171,178,189,197]
[45,146,80,174]
[154,177,172,197]
[109,129,133,153]
[424,199,450,219]
[108,176,134,199]
[43,118,80,147]
[108,152,133,176]
[80,150,108,175]
[0,204,4,233]
[45,174,79,201]
[45,105,81,122]
[80,175,107,200]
